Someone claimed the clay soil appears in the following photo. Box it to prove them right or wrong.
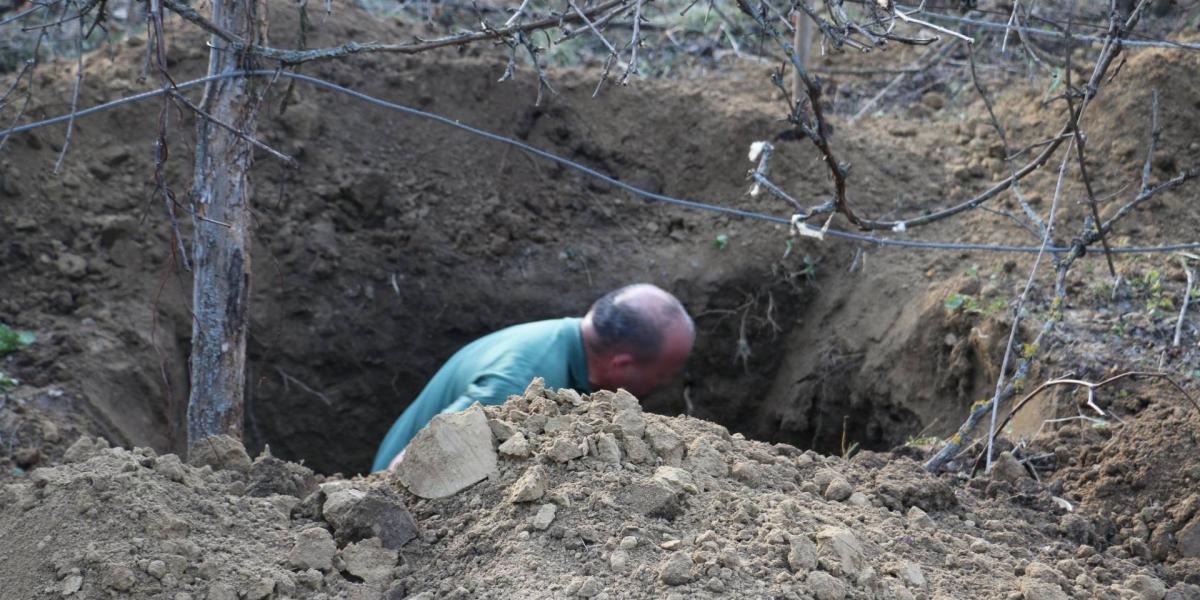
[1,0,1200,598]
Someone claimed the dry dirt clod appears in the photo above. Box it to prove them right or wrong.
[321,486,419,549]
[823,477,854,501]
[1019,577,1069,600]
[530,503,557,530]
[787,535,818,573]
[498,432,531,458]
[1126,573,1168,600]
[508,465,550,503]
[806,570,848,600]
[187,435,252,474]
[397,404,498,499]
[817,527,866,578]
[612,410,646,439]
[340,537,399,585]
[659,551,693,586]
[907,506,935,530]
[545,436,586,463]
[288,527,336,571]
[576,576,603,597]
[992,451,1028,485]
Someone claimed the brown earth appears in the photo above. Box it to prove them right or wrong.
[3,384,1199,599]
[2,1,1200,598]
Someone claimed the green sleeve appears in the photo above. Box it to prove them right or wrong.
[439,375,524,415]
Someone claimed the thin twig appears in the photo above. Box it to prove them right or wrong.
[53,1,86,174]
[169,90,296,164]
[161,0,629,64]
[1175,257,1195,348]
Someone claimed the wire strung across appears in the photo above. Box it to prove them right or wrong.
[2,69,1198,256]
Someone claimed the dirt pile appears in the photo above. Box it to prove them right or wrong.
[5,380,1200,599]
[1029,381,1200,586]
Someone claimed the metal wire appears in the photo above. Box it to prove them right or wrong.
[906,8,1200,50]
[3,69,1198,255]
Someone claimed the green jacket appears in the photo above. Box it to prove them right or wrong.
[371,317,591,472]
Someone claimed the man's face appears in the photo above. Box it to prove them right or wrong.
[611,324,694,397]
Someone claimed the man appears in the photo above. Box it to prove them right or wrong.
[372,283,694,472]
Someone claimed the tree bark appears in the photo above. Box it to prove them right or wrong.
[187,0,261,451]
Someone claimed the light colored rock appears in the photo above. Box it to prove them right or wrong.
[731,461,763,486]
[339,537,398,585]
[612,410,646,439]
[508,465,550,503]
[104,565,136,591]
[685,436,728,477]
[623,436,653,464]
[62,574,83,595]
[907,506,935,530]
[823,477,853,501]
[847,492,871,507]
[617,478,684,518]
[653,466,697,494]
[576,576,603,598]
[488,419,518,441]
[288,527,336,571]
[146,560,168,580]
[397,404,498,499]
[545,436,586,463]
[62,436,110,463]
[611,389,641,412]
[1020,577,1069,600]
[530,504,557,530]
[787,535,818,572]
[817,527,866,578]
[1126,574,1167,600]
[523,377,546,400]
[595,433,621,464]
[498,432,531,458]
[154,455,187,483]
[188,435,252,474]
[644,421,684,465]
[659,551,693,586]
[896,562,927,589]
[619,536,638,550]
[543,415,573,434]
[609,549,629,571]
[206,582,238,600]
[807,570,847,600]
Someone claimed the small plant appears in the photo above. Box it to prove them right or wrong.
[904,435,939,447]
[800,255,817,281]
[0,323,36,356]
[714,234,729,250]
[945,292,981,313]
[986,297,1009,316]
[965,264,979,280]
[0,372,17,392]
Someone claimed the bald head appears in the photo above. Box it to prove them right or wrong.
[582,284,694,397]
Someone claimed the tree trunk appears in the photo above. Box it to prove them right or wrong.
[187,0,261,452]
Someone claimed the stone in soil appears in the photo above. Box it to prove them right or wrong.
[396,404,498,499]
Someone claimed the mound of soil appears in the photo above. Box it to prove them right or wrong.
[6,383,1198,600]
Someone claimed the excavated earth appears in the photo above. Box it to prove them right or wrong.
[3,382,1199,600]
[2,1,1200,599]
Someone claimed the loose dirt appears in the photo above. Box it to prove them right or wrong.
[4,383,1198,599]
[2,1,1200,598]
